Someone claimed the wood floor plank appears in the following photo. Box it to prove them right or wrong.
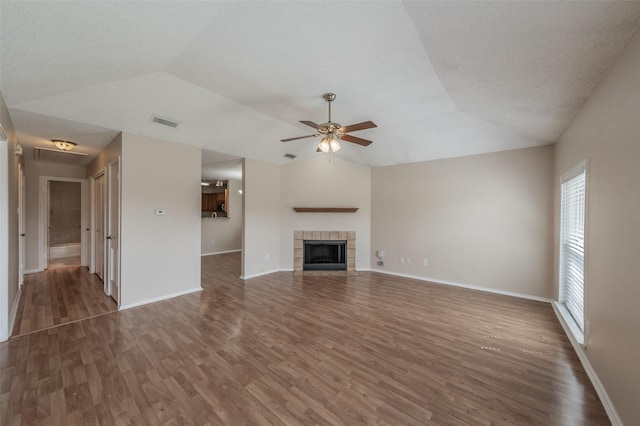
[1,252,610,425]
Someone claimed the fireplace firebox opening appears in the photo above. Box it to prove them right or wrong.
[303,240,347,271]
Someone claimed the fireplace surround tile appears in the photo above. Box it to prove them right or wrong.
[294,230,356,272]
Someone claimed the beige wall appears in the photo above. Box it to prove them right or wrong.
[23,161,86,272]
[554,29,640,425]
[86,132,122,178]
[0,92,21,341]
[279,156,371,270]
[371,146,554,299]
[242,159,280,278]
[119,132,201,308]
[201,178,242,255]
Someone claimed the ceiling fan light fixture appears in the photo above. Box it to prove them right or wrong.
[318,137,331,153]
[51,139,77,151]
[281,92,376,151]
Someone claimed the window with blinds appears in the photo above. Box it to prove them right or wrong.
[559,167,586,333]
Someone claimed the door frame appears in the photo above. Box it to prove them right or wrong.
[89,163,120,305]
[106,158,121,304]
[38,176,87,271]
[0,138,9,342]
[18,163,25,286]
[90,170,106,280]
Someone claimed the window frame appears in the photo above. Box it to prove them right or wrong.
[557,160,588,345]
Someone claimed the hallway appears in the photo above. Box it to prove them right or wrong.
[11,266,117,337]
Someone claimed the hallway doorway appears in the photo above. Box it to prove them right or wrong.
[38,176,87,271]
[47,180,82,269]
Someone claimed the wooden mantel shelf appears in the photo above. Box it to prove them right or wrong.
[293,207,359,213]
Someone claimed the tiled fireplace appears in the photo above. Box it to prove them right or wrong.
[293,231,356,272]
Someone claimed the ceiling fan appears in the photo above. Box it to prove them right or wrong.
[281,93,377,153]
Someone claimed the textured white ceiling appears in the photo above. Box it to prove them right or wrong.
[202,149,242,181]
[2,1,639,167]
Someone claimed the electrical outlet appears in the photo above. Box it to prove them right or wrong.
[406,258,411,264]
[265,253,270,261]
[400,257,405,264]
[423,258,428,266]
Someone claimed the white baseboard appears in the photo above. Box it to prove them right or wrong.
[8,287,22,338]
[119,287,203,311]
[552,302,621,426]
[369,269,552,303]
[240,269,281,280]
[201,249,241,257]
[24,269,42,275]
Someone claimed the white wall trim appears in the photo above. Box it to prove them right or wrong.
[240,269,281,280]
[369,269,552,303]
[24,269,42,275]
[8,287,21,338]
[119,287,203,311]
[552,302,621,426]
[201,249,241,257]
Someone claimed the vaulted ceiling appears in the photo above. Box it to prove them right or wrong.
[2,1,640,167]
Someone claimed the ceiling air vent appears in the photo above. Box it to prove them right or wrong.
[283,153,297,159]
[151,115,179,128]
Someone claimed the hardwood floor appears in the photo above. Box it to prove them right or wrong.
[47,256,81,270]
[1,252,609,425]
[11,266,117,337]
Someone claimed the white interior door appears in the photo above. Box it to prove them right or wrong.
[107,160,120,304]
[18,163,25,286]
[95,173,105,281]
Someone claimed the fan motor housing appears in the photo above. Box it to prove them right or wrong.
[318,122,343,135]
[323,93,336,102]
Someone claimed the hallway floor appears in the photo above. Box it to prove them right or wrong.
[11,266,117,337]
[47,255,81,270]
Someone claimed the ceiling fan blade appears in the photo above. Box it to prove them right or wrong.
[281,134,319,142]
[338,133,372,147]
[300,120,320,130]
[340,121,377,133]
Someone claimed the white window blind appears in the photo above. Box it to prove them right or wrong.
[560,168,586,332]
